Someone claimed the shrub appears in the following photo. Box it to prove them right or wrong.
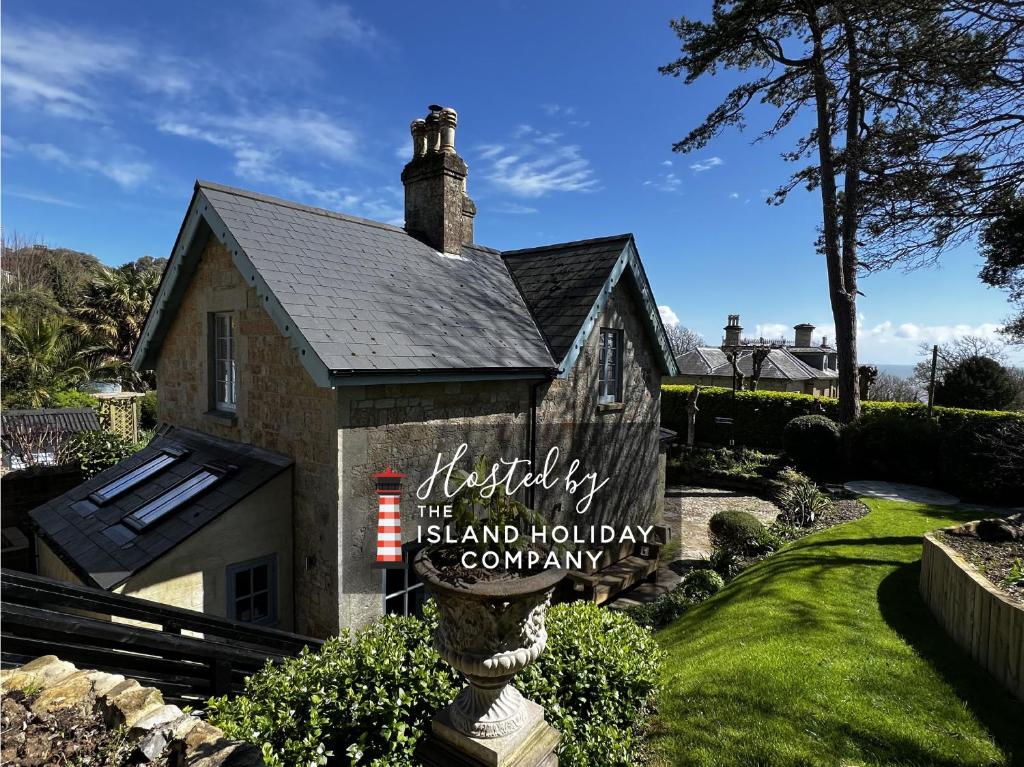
[776,480,832,526]
[208,612,458,767]
[626,586,692,630]
[709,546,741,578]
[843,409,940,487]
[783,415,840,475]
[680,568,725,601]
[209,601,662,767]
[935,356,1017,411]
[139,390,158,429]
[47,389,100,410]
[708,509,764,554]
[66,430,139,478]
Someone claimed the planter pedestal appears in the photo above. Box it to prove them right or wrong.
[417,698,559,767]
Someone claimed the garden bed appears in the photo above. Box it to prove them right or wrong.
[939,519,1023,605]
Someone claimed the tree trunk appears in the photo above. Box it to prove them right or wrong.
[808,7,860,423]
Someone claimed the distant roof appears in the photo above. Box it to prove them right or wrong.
[1,409,101,440]
[504,235,633,362]
[30,426,292,589]
[788,345,836,354]
[675,347,836,381]
[133,182,678,385]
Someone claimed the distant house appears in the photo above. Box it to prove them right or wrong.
[1,408,101,470]
[669,315,839,397]
[30,106,678,638]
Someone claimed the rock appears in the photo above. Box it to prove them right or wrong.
[187,741,266,767]
[975,516,1022,541]
[132,703,184,732]
[184,720,227,751]
[30,670,96,715]
[102,682,165,728]
[1,655,76,693]
[137,726,172,761]
[167,712,205,740]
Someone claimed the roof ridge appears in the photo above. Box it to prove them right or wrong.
[502,233,633,257]
[196,180,407,236]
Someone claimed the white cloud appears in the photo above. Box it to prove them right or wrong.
[755,323,789,339]
[491,202,539,215]
[279,0,381,47]
[476,126,598,198]
[690,156,724,173]
[864,320,1003,346]
[729,192,740,199]
[661,160,673,167]
[6,138,151,189]
[541,104,576,117]
[659,306,681,328]
[4,189,83,208]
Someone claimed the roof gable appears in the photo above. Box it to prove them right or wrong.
[505,236,678,378]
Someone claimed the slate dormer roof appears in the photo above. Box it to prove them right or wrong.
[132,182,677,387]
[29,426,292,589]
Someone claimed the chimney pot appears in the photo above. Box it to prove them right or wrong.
[794,323,815,348]
[424,110,441,154]
[723,314,743,347]
[438,107,458,153]
[410,119,427,159]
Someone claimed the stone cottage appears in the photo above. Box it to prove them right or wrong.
[30,105,678,638]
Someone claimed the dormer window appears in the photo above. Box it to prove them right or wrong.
[211,312,236,412]
[598,328,623,404]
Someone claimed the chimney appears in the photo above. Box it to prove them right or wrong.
[794,323,815,347]
[401,105,476,254]
[820,335,829,348]
[723,314,742,347]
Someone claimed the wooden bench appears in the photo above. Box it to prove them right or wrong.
[561,525,671,605]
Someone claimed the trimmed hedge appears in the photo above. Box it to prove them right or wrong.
[783,415,840,474]
[663,385,1024,502]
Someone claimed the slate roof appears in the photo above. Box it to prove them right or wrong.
[503,235,632,362]
[29,426,292,589]
[186,183,553,374]
[1,409,101,440]
[675,347,836,381]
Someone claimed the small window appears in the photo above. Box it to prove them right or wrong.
[383,543,425,618]
[598,328,623,404]
[227,555,277,625]
[212,312,236,412]
[123,464,227,531]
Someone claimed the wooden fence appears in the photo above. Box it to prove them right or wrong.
[920,532,1023,701]
[1,569,323,704]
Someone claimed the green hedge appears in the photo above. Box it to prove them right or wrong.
[663,385,1024,501]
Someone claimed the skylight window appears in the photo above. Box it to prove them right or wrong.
[123,464,229,532]
[89,448,187,505]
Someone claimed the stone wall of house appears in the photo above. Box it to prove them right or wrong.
[336,380,532,629]
[154,238,340,637]
[535,277,663,534]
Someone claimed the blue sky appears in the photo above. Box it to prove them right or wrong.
[2,0,1018,365]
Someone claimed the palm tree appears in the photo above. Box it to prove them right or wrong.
[1,311,96,407]
[75,263,160,390]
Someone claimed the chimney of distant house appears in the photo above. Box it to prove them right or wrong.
[794,323,815,348]
[401,105,476,253]
[820,335,829,348]
[724,314,742,347]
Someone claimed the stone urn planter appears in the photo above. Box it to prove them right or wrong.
[414,548,565,739]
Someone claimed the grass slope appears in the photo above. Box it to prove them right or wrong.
[653,499,1024,767]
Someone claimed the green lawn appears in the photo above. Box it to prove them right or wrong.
[652,499,1024,767]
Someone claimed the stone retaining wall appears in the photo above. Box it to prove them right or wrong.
[920,531,1024,701]
[1,655,264,766]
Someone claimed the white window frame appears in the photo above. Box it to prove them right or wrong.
[212,312,237,413]
[598,328,623,404]
[226,554,278,626]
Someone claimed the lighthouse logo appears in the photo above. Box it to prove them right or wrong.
[373,468,405,568]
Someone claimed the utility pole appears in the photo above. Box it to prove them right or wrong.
[926,344,938,417]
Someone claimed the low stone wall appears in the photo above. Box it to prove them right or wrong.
[920,531,1024,701]
[1,655,264,765]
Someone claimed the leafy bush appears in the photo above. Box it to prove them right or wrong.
[209,613,458,767]
[708,509,764,554]
[937,417,1024,503]
[708,546,741,579]
[776,479,832,526]
[139,390,158,429]
[626,586,693,631]
[47,389,100,410]
[209,602,662,767]
[66,430,139,478]
[783,415,840,475]
[680,568,725,601]
[520,602,663,767]
[843,409,940,487]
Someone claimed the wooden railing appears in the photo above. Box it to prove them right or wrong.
[0,569,323,704]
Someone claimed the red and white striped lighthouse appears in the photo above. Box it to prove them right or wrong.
[373,468,406,567]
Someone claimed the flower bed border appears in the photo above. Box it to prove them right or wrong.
[920,529,1023,701]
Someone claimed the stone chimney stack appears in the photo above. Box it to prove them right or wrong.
[401,105,476,254]
[794,323,815,347]
[723,314,742,347]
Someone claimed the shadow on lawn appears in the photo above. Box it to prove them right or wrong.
[878,562,1024,765]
